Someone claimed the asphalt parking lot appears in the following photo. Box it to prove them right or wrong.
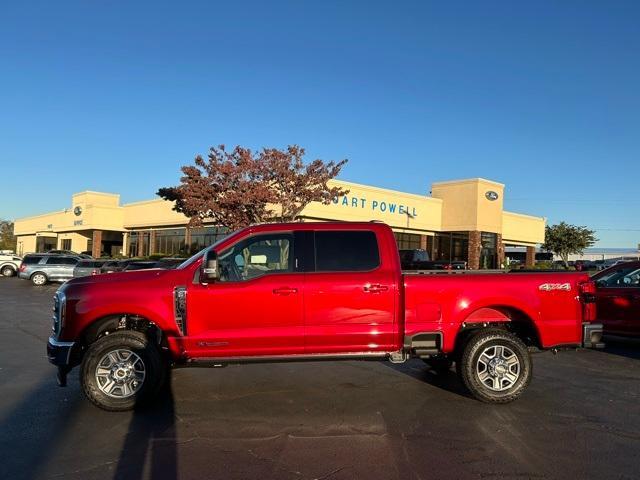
[0,278,639,480]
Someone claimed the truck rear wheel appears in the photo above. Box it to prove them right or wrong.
[80,331,165,411]
[458,329,531,403]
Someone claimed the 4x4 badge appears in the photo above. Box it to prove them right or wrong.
[539,283,571,291]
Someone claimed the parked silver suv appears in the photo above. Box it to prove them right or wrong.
[18,254,81,285]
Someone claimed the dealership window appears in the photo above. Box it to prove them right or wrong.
[36,236,57,253]
[127,231,150,257]
[61,239,72,251]
[432,232,469,263]
[154,228,186,256]
[394,232,422,250]
[315,231,380,272]
[480,232,497,269]
[189,226,228,254]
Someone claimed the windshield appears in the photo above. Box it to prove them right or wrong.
[177,229,239,269]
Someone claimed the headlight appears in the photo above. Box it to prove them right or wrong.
[52,291,66,335]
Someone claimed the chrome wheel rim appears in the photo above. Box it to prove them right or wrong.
[95,349,146,398]
[476,345,520,392]
[2,267,12,276]
[33,274,45,285]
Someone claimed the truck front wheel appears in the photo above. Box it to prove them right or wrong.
[80,331,166,411]
[458,329,532,403]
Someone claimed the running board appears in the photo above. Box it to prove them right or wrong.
[180,351,389,367]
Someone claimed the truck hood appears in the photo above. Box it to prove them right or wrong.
[63,268,171,287]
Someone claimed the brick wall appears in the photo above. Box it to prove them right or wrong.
[468,230,481,269]
[526,246,535,268]
[91,230,102,258]
[497,233,505,268]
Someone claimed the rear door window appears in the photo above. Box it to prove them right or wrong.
[23,256,44,264]
[597,267,640,288]
[314,231,380,272]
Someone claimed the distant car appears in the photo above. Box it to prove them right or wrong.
[100,259,146,273]
[73,260,107,278]
[574,260,594,271]
[592,261,640,337]
[597,258,639,271]
[399,249,466,271]
[155,257,186,269]
[0,254,22,277]
[18,254,81,285]
[100,260,125,274]
[123,261,160,271]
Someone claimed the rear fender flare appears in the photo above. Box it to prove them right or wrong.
[452,303,543,351]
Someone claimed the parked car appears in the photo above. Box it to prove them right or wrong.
[123,261,160,271]
[592,261,640,337]
[100,260,126,274]
[47,249,92,259]
[19,254,81,285]
[0,254,22,277]
[155,257,187,269]
[73,260,108,278]
[399,249,466,270]
[47,221,601,411]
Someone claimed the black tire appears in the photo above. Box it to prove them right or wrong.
[1,265,15,277]
[458,328,532,404]
[422,356,453,374]
[31,272,48,286]
[80,331,166,411]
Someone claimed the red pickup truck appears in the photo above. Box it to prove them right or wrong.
[47,222,603,411]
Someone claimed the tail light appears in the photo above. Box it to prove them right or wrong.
[19,264,26,272]
[579,281,597,322]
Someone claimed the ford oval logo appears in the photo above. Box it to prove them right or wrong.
[485,191,499,201]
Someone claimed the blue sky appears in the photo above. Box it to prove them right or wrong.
[1,1,638,247]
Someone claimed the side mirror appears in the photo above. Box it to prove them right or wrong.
[201,250,219,283]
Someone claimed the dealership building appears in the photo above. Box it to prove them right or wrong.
[13,177,545,269]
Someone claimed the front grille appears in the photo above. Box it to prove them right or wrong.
[173,286,187,335]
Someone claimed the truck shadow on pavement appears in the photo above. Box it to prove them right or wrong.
[113,374,178,480]
[601,336,640,360]
[383,360,472,399]
[0,378,84,480]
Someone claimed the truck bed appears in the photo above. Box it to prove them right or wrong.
[402,271,591,353]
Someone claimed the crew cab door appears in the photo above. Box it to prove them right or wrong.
[185,231,305,356]
[303,229,397,353]
[595,265,640,336]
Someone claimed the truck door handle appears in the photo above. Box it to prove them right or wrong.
[273,287,298,295]
[364,284,389,294]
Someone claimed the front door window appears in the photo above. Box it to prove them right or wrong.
[217,234,292,282]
